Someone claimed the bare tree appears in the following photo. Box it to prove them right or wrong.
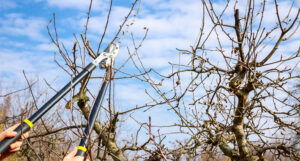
[129,0,300,160]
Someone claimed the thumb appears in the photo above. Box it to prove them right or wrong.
[65,148,77,158]
[0,130,17,141]
[5,131,17,138]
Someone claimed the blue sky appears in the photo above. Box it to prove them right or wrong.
[0,0,201,84]
[0,0,203,111]
[1,0,300,150]
[0,0,204,145]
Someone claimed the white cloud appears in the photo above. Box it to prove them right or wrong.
[0,14,47,41]
[140,38,191,57]
[133,1,202,39]
[262,1,299,27]
[78,6,132,35]
[115,83,149,106]
[0,48,63,89]
[0,37,25,47]
[36,43,56,52]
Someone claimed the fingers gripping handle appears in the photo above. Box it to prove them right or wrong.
[0,121,31,154]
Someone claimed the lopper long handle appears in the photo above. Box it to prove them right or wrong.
[75,81,109,156]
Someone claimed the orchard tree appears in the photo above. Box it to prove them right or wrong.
[135,0,300,160]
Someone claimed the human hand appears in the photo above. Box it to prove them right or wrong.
[0,124,29,160]
[63,148,84,161]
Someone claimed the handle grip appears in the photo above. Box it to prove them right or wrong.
[75,137,88,156]
[0,122,31,154]
[75,146,86,156]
